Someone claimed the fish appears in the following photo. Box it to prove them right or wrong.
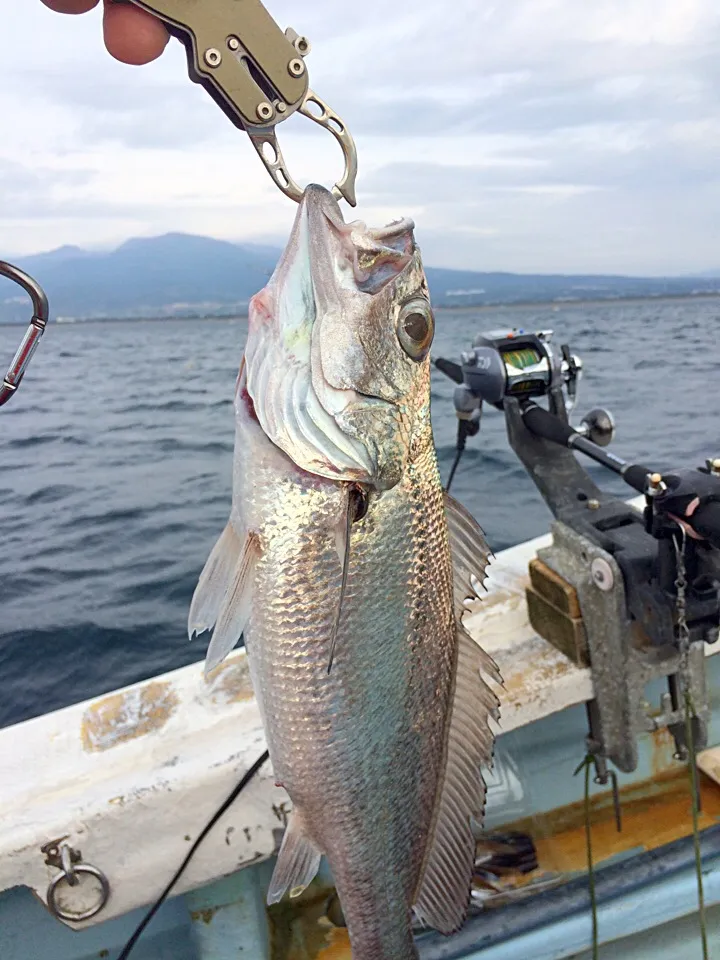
[189,184,501,959]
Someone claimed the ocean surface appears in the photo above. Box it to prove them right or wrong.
[0,298,717,728]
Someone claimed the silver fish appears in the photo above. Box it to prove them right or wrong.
[189,185,501,959]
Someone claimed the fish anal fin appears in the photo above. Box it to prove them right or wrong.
[204,531,261,677]
[188,521,243,641]
[412,625,500,934]
[267,810,322,905]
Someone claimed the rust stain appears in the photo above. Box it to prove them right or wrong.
[499,766,720,880]
[205,655,255,704]
[269,881,352,959]
[81,681,178,752]
[649,724,677,777]
[190,907,218,925]
[315,930,352,959]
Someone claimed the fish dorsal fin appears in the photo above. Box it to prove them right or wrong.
[412,495,501,934]
[188,520,261,677]
[266,810,323,905]
[445,491,493,614]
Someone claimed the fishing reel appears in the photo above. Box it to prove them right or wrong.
[435,327,720,775]
[436,328,615,490]
[454,328,582,407]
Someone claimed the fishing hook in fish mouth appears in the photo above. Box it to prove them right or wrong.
[327,484,369,675]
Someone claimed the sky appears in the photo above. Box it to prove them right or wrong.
[1,1,720,274]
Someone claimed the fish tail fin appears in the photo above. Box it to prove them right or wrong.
[267,810,322,904]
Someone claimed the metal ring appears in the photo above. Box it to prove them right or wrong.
[47,863,110,922]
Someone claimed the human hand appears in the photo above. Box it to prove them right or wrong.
[41,1,169,65]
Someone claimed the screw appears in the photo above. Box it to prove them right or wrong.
[256,102,274,122]
[276,102,287,114]
[587,498,600,510]
[288,58,305,77]
[294,36,311,55]
[204,48,222,68]
[709,457,720,477]
[227,36,240,52]
[591,557,614,591]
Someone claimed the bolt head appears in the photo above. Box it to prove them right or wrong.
[256,102,274,122]
[227,36,241,51]
[591,557,614,591]
[288,58,305,77]
[587,498,600,511]
[204,48,222,68]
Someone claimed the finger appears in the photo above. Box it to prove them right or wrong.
[103,1,169,65]
[41,0,100,12]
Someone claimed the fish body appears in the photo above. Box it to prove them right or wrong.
[190,186,500,959]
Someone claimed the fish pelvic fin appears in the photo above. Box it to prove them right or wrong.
[188,520,260,677]
[412,495,502,934]
[267,810,322,905]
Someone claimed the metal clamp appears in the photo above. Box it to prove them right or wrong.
[0,260,49,407]
[126,0,358,205]
[42,839,110,923]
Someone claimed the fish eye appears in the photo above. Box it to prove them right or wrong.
[397,299,435,361]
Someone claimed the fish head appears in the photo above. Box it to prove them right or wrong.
[243,184,434,490]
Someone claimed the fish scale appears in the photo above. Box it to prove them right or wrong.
[238,404,455,959]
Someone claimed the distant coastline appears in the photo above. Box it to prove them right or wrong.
[3,232,719,326]
[34,289,720,326]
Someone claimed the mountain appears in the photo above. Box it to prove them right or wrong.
[2,233,720,323]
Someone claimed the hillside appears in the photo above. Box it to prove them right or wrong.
[1,233,719,323]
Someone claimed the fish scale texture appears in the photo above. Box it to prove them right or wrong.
[241,409,455,960]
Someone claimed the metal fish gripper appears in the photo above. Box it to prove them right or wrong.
[125,0,358,206]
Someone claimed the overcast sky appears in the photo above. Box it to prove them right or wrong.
[2,1,720,273]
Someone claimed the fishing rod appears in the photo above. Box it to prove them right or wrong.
[435,327,720,775]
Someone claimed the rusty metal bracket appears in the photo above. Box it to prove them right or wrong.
[528,521,710,773]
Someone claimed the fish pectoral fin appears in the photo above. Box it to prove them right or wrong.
[412,624,501,935]
[188,521,244,641]
[202,529,261,677]
[267,810,322,905]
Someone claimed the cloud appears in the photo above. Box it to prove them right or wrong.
[1,1,719,272]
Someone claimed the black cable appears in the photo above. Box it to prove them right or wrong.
[445,418,477,493]
[445,445,465,493]
[116,749,270,960]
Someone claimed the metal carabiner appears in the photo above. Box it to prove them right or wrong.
[0,260,49,407]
